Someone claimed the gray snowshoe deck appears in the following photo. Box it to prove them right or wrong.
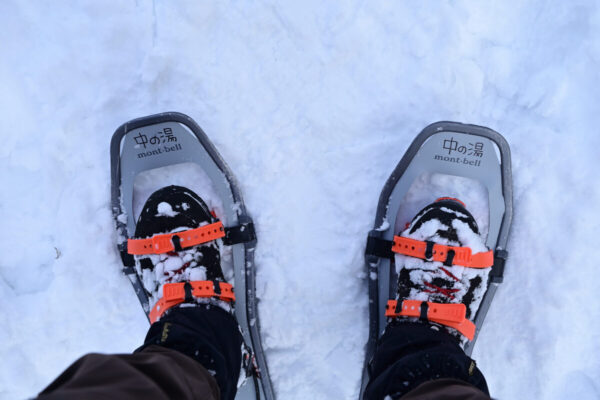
[360,121,512,399]
[110,112,274,400]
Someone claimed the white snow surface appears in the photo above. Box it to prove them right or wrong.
[1,1,600,399]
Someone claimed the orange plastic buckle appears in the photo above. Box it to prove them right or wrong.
[149,281,235,323]
[386,299,476,340]
[391,236,493,269]
[127,221,226,255]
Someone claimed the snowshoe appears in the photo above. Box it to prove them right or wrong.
[360,122,513,398]
[110,112,274,400]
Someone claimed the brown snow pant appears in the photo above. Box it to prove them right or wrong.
[402,378,491,399]
[36,344,488,400]
[37,345,220,400]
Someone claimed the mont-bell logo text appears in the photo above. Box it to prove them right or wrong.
[134,128,183,158]
[434,137,484,167]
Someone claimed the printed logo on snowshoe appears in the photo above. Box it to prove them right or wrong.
[434,137,484,167]
[133,127,183,159]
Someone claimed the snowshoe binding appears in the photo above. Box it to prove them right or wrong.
[130,185,233,321]
[390,197,494,345]
[360,122,513,398]
[111,112,274,400]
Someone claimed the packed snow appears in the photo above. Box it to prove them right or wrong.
[155,202,178,217]
[1,1,600,399]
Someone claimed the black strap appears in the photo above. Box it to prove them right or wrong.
[444,249,456,266]
[223,222,256,245]
[395,299,403,314]
[365,235,394,259]
[419,301,429,322]
[491,249,509,283]
[425,240,435,260]
[138,258,154,270]
[183,282,194,303]
[171,235,183,252]
[213,281,222,295]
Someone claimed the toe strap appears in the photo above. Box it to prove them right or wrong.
[392,236,493,268]
[128,221,226,255]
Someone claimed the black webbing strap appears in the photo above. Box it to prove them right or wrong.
[171,234,183,252]
[425,240,435,260]
[183,281,194,303]
[444,249,456,267]
[213,280,222,295]
[365,235,394,259]
[419,301,429,322]
[223,222,256,245]
[491,249,509,283]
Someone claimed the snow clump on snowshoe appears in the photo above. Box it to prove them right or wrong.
[394,198,491,345]
[132,185,231,319]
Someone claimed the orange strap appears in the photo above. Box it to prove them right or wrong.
[386,299,476,341]
[149,281,235,323]
[392,236,493,268]
[127,221,225,255]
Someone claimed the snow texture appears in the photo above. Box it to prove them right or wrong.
[1,1,600,399]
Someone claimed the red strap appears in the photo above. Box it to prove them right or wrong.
[392,236,493,268]
[149,281,235,323]
[386,299,476,341]
[127,221,225,255]
[435,197,466,207]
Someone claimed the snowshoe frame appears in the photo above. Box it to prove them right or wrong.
[360,121,513,398]
[110,112,275,400]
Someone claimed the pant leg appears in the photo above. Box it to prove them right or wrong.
[38,305,242,400]
[364,321,490,400]
[37,345,219,400]
[401,378,491,400]
[138,305,243,400]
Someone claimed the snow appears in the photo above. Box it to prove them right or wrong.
[394,172,490,241]
[1,1,600,400]
[155,202,178,217]
[133,162,225,224]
